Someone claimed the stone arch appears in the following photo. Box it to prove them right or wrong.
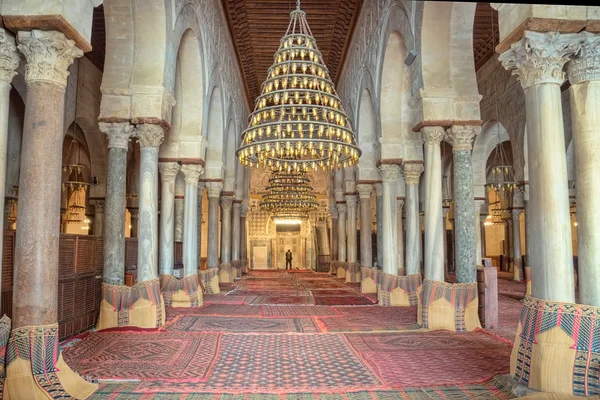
[356,86,379,181]
[473,120,510,199]
[204,82,225,179]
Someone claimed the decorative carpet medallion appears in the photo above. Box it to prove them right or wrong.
[63,332,221,382]
[167,316,321,333]
[262,305,342,318]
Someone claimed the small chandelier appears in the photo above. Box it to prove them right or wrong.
[236,0,360,173]
[260,170,318,213]
[272,210,309,220]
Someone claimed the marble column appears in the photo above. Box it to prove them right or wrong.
[135,124,164,282]
[337,203,347,262]
[567,33,600,307]
[13,30,82,328]
[129,208,139,238]
[474,200,485,266]
[442,207,450,278]
[511,209,524,281]
[174,173,184,242]
[220,195,233,264]
[345,194,358,263]
[206,182,223,268]
[181,165,203,277]
[499,31,580,302]
[445,125,479,283]
[403,164,422,276]
[197,183,205,267]
[158,162,179,276]
[99,122,136,285]
[90,199,105,237]
[357,184,373,268]
[480,214,487,259]
[374,183,383,269]
[379,165,400,275]
[330,206,338,259]
[232,201,242,260]
[240,204,248,260]
[421,126,445,282]
[396,198,405,275]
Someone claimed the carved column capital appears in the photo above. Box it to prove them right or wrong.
[345,194,357,208]
[329,206,339,219]
[421,126,445,145]
[379,164,400,183]
[158,162,180,183]
[445,125,480,151]
[336,203,347,214]
[99,122,137,150]
[0,29,19,85]
[233,202,242,211]
[373,183,383,197]
[402,163,423,186]
[511,209,523,220]
[16,30,83,88]
[220,196,234,210]
[181,164,203,185]
[356,184,373,200]
[499,30,584,89]
[567,32,600,84]
[206,182,223,199]
[90,199,105,214]
[136,124,165,148]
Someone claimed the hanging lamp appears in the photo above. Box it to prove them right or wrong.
[236,0,361,173]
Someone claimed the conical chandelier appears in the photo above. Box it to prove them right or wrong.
[260,170,318,213]
[236,0,361,173]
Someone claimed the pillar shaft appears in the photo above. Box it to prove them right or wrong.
[181,165,202,277]
[379,165,400,275]
[337,203,347,262]
[100,123,135,285]
[158,163,178,276]
[174,197,184,242]
[442,208,449,277]
[499,30,579,302]
[421,126,445,282]
[232,202,241,260]
[474,200,484,266]
[397,199,405,275]
[136,124,164,283]
[356,184,372,268]
[240,205,248,260]
[129,209,139,237]
[512,209,524,281]
[330,210,338,259]
[206,182,222,268]
[197,184,204,267]
[220,196,233,263]
[374,184,383,269]
[345,194,357,263]
[13,30,82,327]
[404,166,422,276]
[567,33,600,306]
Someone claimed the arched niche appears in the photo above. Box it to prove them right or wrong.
[356,87,379,181]
[204,84,224,179]
[473,120,510,199]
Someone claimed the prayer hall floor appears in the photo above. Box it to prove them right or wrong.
[63,269,528,399]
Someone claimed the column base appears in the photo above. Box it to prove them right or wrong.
[4,324,98,399]
[524,267,532,296]
[160,274,203,308]
[379,272,422,307]
[345,262,361,283]
[231,260,242,279]
[218,263,234,283]
[199,268,220,294]
[511,297,600,397]
[360,267,379,294]
[513,258,524,281]
[417,280,481,332]
[241,258,249,274]
[97,278,166,330]
[336,262,347,279]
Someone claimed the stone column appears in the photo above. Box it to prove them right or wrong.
[445,125,479,283]
[421,126,445,282]
[345,194,357,263]
[220,195,233,264]
[396,198,405,275]
[523,184,531,293]
[197,183,205,267]
[442,207,450,278]
[136,124,164,282]
[403,164,423,276]
[13,29,83,327]
[499,31,580,302]
[181,165,203,277]
[379,165,400,275]
[374,183,383,269]
[232,201,242,260]
[206,182,223,268]
[240,204,248,260]
[90,199,105,237]
[511,209,524,281]
[158,163,178,276]
[330,206,338,259]
[337,203,347,262]
[567,33,600,307]
[129,208,139,238]
[99,122,136,285]
[480,214,487,259]
[356,184,373,268]
[174,173,184,242]
[474,200,485,266]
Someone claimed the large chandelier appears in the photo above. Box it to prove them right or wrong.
[236,0,360,173]
[260,170,318,213]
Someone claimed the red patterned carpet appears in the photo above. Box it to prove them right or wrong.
[168,315,321,333]
[317,306,419,332]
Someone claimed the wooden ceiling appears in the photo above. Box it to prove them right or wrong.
[473,3,499,71]
[222,0,363,104]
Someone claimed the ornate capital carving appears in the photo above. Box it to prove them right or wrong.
[511,209,523,219]
[445,125,480,151]
[378,164,400,183]
[220,196,234,210]
[329,206,339,219]
[356,184,373,200]
[99,122,136,150]
[158,162,180,183]
[137,124,165,148]
[181,164,203,185]
[233,202,242,211]
[16,30,83,88]
[0,29,19,84]
[345,194,357,208]
[373,183,383,197]
[90,199,105,214]
[421,126,445,145]
[474,199,486,209]
[402,164,423,186]
[336,203,347,214]
[499,30,583,90]
[206,182,223,199]
[567,32,600,85]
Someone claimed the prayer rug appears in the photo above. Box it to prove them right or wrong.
[310,289,362,296]
[202,294,249,304]
[167,316,321,333]
[166,304,263,319]
[317,306,418,332]
[344,330,512,388]
[251,295,314,305]
[262,305,342,318]
[63,331,221,382]
[314,295,375,306]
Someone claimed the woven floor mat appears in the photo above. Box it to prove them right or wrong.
[167,315,321,333]
[262,305,342,317]
[251,295,315,305]
[314,295,375,306]
[317,306,418,332]
[166,304,263,319]
[202,294,250,304]
[310,288,362,296]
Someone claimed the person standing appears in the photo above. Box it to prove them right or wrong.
[285,249,293,270]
